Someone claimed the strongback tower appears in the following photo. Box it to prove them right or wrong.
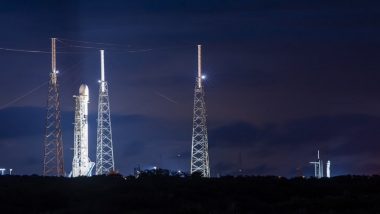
[190,45,210,177]
[309,150,323,178]
[43,38,65,176]
[95,50,115,175]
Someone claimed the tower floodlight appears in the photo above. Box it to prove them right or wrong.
[190,45,210,177]
[43,38,64,176]
[95,50,115,175]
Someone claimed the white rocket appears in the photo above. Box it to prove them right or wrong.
[326,160,331,178]
[71,84,95,177]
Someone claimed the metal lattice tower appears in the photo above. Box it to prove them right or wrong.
[43,38,65,176]
[190,45,210,177]
[96,50,115,175]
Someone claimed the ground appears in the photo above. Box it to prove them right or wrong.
[0,175,380,213]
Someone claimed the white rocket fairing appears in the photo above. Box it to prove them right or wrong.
[72,84,94,177]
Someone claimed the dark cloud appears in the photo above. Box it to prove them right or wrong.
[122,141,145,157]
[0,107,45,140]
[210,114,380,149]
[354,163,380,175]
[208,114,380,176]
[212,161,237,174]
[209,122,259,146]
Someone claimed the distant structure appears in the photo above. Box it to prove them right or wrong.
[95,50,115,175]
[310,150,323,178]
[71,84,94,177]
[190,44,210,177]
[309,150,332,178]
[43,38,65,176]
[0,168,12,175]
[326,160,331,178]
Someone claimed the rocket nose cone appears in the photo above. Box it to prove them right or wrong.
[79,84,89,96]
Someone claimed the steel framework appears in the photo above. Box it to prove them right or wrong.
[43,38,64,176]
[96,50,115,175]
[190,45,210,177]
[310,150,323,178]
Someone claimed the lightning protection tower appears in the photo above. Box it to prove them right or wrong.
[190,45,210,177]
[95,50,115,175]
[43,38,65,176]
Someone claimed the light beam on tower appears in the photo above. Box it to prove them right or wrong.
[96,50,115,175]
[190,44,210,177]
[43,38,64,176]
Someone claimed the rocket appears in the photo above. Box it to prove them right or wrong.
[71,84,94,177]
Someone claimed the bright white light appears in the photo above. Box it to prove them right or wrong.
[153,166,157,170]
[55,70,59,74]
[201,75,206,80]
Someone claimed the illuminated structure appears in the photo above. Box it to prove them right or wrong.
[326,160,331,178]
[95,50,115,175]
[72,84,94,177]
[190,45,210,177]
[0,168,12,175]
[309,150,323,178]
[43,38,65,176]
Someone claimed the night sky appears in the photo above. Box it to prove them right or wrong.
[0,0,380,177]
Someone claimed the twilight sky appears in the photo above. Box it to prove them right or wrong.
[0,0,380,177]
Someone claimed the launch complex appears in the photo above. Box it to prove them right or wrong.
[42,38,210,177]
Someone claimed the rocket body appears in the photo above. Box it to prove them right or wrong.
[72,84,93,177]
